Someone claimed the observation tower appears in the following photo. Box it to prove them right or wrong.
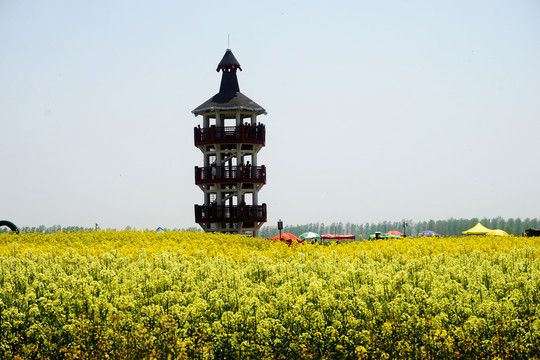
[192,49,267,236]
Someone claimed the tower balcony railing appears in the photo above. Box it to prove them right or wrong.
[194,124,265,146]
[194,204,267,223]
[195,165,266,185]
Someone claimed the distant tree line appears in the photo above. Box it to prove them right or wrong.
[0,225,95,234]
[0,225,202,234]
[2,218,538,237]
[258,217,540,239]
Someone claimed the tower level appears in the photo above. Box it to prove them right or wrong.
[192,49,267,236]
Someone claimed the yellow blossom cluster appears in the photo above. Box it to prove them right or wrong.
[0,230,539,359]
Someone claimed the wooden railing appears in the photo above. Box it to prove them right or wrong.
[194,124,265,146]
[194,204,267,223]
[195,165,266,185]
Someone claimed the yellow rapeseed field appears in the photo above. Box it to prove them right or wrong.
[1,231,539,359]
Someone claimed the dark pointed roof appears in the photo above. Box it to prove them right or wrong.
[216,50,241,72]
[193,49,266,115]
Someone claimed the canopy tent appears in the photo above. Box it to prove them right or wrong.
[462,222,492,235]
[486,229,509,236]
[525,228,540,237]
[321,234,355,241]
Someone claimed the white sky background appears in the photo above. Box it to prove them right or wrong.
[1,0,539,230]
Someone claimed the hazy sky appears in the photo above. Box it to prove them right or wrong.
[2,0,539,230]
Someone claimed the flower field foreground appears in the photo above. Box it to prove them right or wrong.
[1,231,540,359]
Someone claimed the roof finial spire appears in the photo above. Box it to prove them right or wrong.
[228,34,230,49]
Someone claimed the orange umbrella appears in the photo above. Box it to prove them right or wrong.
[385,230,403,237]
[269,232,299,241]
[269,232,301,246]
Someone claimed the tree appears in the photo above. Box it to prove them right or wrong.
[506,218,515,235]
[514,218,522,235]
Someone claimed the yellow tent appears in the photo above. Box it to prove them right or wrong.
[462,222,492,235]
[486,229,510,236]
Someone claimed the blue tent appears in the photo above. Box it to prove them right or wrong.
[419,230,440,237]
[156,227,165,232]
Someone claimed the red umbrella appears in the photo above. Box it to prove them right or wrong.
[269,233,300,246]
[269,232,299,241]
[385,230,403,237]
[269,232,298,241]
